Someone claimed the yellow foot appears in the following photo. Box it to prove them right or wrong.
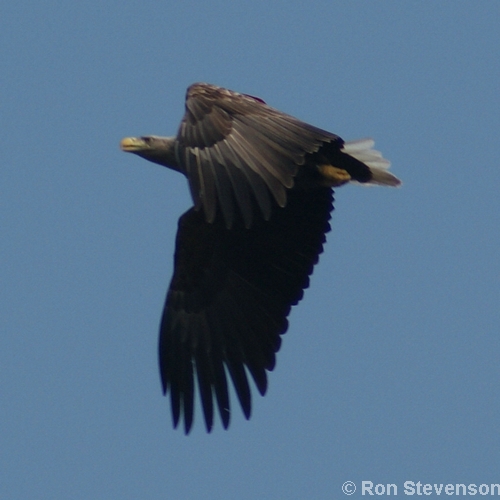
[318,165,351,187]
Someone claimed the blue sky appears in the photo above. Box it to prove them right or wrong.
[2,1,499,498]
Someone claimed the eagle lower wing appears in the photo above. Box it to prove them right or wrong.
[159,187,334,433]
[174,83,342,228]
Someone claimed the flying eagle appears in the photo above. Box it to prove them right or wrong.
[120,83,400,434]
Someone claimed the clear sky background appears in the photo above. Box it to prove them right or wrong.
[2,1,499,498]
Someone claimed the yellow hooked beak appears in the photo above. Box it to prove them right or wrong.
[120,137,148,152]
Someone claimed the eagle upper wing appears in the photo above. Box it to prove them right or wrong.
[159,187,333,433]
[174,83,341,228]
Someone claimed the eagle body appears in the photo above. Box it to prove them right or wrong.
[120,83,400,433]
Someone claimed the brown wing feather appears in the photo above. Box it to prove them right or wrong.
[176,83,341,228]
[159,187,334,433]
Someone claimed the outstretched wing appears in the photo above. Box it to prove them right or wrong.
[174,82,341,228]
[159,187,334,433]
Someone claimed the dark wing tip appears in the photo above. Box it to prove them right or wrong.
[160,187,333,433]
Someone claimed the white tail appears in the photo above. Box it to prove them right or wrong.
[342,139,401,187]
